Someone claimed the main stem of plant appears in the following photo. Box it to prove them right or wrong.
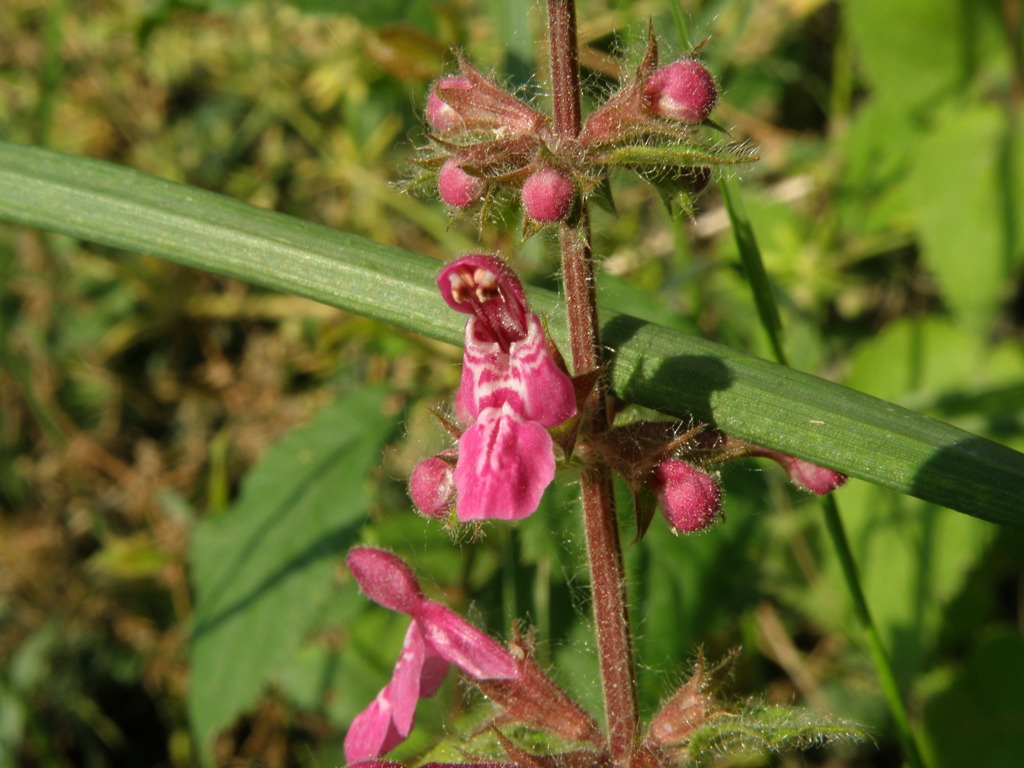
[547,1,638,763]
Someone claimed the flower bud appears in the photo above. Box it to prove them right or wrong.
[646,648,736,749]
[651,458,722,534]
[426,75,472,133]
[767,453,847,495]
[521,167,573,223]
[409,454,457,519]
[438,159,485,208]
[426,61,544,137]
[716,438,847,495]
[644,59,717,123]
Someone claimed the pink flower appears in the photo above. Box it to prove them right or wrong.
[344,548,517,763]
[438,255,576,520]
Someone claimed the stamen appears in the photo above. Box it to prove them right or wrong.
[448,271,473,303]
[440,258,526,351]
[473,268,499,303]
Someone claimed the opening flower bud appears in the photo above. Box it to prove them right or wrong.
[426,62,544,137]
[438,159,486,208]
[651,458,722,534]
[521,167,573,223]
[409,454,457,519]
[426,75,472,133]
[644,59,717,123]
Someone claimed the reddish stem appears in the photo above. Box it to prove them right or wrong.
[546,1,638,762]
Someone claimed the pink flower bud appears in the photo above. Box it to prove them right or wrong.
[409,455,456,519]
[521,167,573,223]
[651,459,722,534]
[426,63,544,137]
[644,59,717,123]
[771,454,847,495]
[438,159,485,208]
[426,75,472,133]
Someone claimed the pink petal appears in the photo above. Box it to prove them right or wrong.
[343,622,451,763]
[414,601,518,680]
[438,159,485,208]
[426,75,472,133]
[454,404,556,521]
[741,446,848,495]
[457,315,575,427]
[455,320,500,423]
[437,255,527,323]
[344,690,404,763]
[418,637,450,699]
[347,547,425,615]
[386,623,430,736]
[510,315,576,426]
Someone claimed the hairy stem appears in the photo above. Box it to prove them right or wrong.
[547,1,638,761]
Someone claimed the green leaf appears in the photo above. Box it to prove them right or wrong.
[597,140,754,171]
[907,103,1020,330]
[922,632,1024,768]
[837,100,918,237]
[1,141,1022,526]
[687,701,869,767]
[843,0,968,110]
[188,388,397,757]
[684,708,868,765]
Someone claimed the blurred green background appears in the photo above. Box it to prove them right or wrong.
[1,0,1023,766]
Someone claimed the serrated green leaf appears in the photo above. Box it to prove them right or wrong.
[1,141,1022,526]
[188,388,397,758]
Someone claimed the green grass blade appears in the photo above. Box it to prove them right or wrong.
[1,140,1022,526]
[820,496,927,768]
[719,177,787,364]
[719,177,928,768]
